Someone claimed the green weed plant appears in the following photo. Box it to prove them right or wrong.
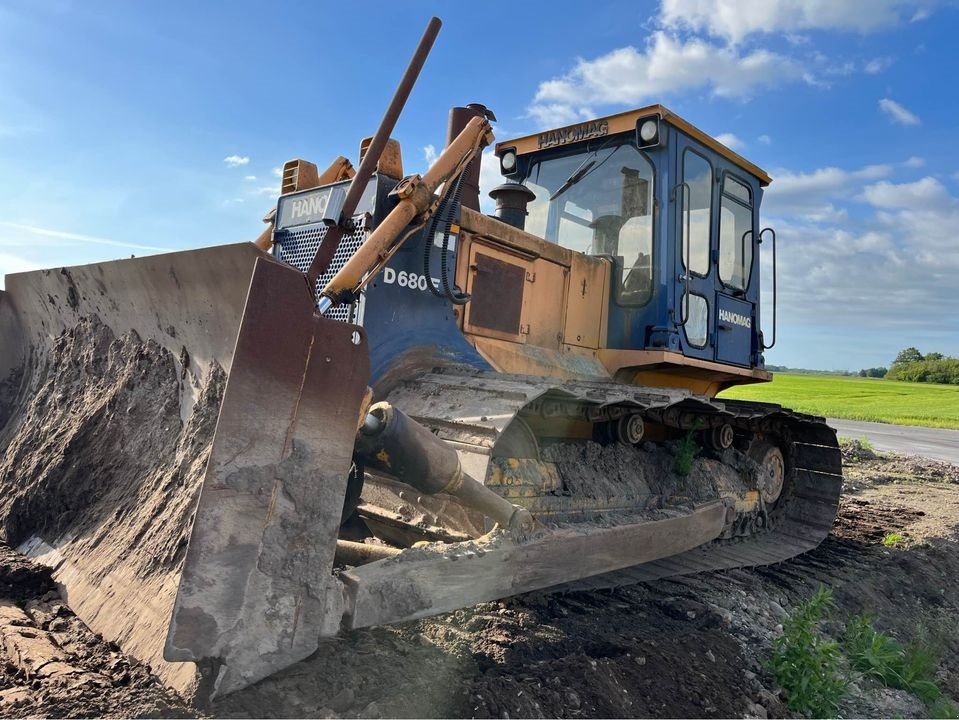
[881,532,906,548]
[771,587,848,718]
[673,430,700,477]
[844,613,957,717]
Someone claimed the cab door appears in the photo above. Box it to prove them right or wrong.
[712,170,757,367]
[673,140,715,361]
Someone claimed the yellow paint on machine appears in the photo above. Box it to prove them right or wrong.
[495,104,772,186]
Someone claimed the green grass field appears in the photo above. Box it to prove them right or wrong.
[718,373,959,429]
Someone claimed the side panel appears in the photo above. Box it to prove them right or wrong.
[565,254,610,349]
[465,250,528,341]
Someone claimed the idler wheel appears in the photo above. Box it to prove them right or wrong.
[752,443,785,504]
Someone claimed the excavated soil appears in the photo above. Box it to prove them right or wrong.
[0,544,195,718]
[0,316,223,560]
[0,316,225,696]
[0,450,954,718]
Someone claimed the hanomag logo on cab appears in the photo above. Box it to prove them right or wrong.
[537,120,609,149]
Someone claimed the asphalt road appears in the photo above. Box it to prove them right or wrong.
[828,418,959,464]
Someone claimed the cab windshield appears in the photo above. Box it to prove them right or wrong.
[522,142,655,305]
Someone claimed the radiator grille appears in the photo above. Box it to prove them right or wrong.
[274,223,367,324]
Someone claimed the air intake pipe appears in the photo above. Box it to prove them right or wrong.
[489,182,537,232]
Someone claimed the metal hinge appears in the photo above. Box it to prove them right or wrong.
[526,271,536,283]
[520,324,530,335]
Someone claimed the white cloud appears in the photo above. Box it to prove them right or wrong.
[423,144,438,166]
[223,155,250,167]
[764,163,893,220]
[761,165,959,364]
[244,175,257,181]
[528,33,802,127]
[714,133,745,150]
[758,134,772,145]
[879,98,920,125]
[660,0,936,43]
[903,156,924,168]
[271,167,283,178]
[0,222,167,252]
[860,177,952,210]
[526,103,596,129]
[863,56,895,74]
[255,186,279,197]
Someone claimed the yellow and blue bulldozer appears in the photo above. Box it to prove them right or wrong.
[0,18,840,701]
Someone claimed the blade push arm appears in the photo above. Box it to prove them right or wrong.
[305,17,443,290]
[318,114,494,312]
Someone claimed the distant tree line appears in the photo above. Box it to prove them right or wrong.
[881,347,959,384]
[766,365,857,376]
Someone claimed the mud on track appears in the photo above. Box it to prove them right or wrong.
[1,443,958,717]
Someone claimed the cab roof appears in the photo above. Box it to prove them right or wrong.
[495,104,772,187]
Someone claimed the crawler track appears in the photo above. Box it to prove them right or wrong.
[380,371,842,585]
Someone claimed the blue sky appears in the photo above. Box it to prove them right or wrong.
[1,0,957,370]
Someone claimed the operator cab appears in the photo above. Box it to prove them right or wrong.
[494,105,775,374]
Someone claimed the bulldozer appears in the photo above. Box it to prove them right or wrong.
[0,18,841,701]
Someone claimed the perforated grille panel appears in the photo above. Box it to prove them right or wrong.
[274,223,368,324]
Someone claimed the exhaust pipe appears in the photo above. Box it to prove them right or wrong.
[446,105,491,213]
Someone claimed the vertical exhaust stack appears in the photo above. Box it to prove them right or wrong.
[446,104,491,212]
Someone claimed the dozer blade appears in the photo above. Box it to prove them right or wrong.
[0,243,269,697]
[164,255,370,697]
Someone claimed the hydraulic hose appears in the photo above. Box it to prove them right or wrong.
[423,177,457,297]
[422,163,471,305]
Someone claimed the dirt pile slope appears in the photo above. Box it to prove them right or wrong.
[0,316,224,697]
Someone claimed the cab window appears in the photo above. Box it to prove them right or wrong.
[681,150,712,277]
[719,174,754,291]
[523,143,655,306]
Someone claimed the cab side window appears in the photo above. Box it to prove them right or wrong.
[681,150,712,277]
[719,175,753,291]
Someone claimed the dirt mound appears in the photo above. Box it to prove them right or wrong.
[0,544,195,718]
[0,544,55,603]
[840,438,878,463]
[212,587,750,719]
[0,316,225,696]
